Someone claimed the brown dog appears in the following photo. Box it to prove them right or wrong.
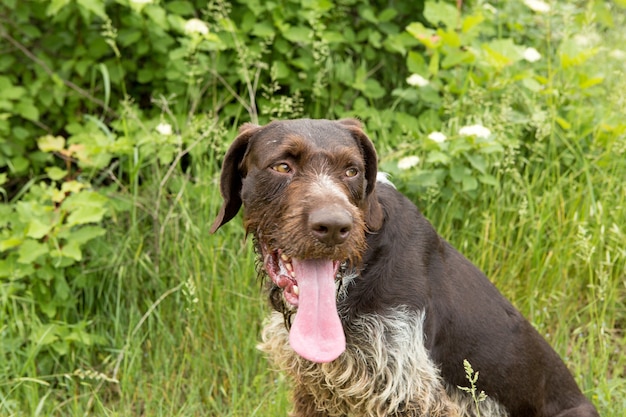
[211,119,599,417]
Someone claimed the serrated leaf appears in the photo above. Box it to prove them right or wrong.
[18,239,49,264]
[38,135,65,152]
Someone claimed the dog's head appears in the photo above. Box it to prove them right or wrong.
[210,118,383,363]
[210,118,382,234]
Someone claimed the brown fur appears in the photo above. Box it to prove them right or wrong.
[211,119,599,417]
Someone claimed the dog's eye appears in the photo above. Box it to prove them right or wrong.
[345,167,359,178]
[272,163,292,174]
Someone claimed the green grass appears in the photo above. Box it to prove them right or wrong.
[9,106,624,415]
[3,1,626,416]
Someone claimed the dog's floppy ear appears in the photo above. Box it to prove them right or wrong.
[210,123,261,233]
[338,118,384,231]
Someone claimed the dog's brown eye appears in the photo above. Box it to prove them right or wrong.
[272,163,292,173]
[345,167,359,178]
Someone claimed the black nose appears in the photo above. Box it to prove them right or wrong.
[308,206,353,245]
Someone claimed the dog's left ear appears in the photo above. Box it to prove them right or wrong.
[210,123,261,233]
[338,118,384,231]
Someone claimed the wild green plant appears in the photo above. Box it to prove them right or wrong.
[1,0,625,415]
[458,359,487,417]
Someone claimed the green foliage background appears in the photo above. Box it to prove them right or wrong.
[1,0,625,415]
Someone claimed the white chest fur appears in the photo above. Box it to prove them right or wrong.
[258,306,507,417]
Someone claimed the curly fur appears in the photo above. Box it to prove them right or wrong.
[259,307,508,417]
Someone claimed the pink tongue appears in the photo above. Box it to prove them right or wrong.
[289,259,346,363]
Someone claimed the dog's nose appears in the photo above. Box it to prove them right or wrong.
[308,207,353,245]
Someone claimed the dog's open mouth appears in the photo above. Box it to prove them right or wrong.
[262,244,346,363]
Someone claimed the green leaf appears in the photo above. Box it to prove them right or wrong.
[0,237,23,252]
[66,205,107,226]
[55,275,71,300]
[165,1,195,16]
[46,0,71,16]
[426,151,451,165]
[363,79,385,99]
[1,85,26,100]
[283,26,312,43]
[579,76,604,89]
[379,8,398,22]
[18,239,49,264]
[360,8,377,23]
[466,154,486,174]
[38,135,65,152]
[63,191,109,226]
[30,324,58,346]
[462,175,478,191]
[60,225,106,245]
[15,100,40,121]
[144,4,169,29]
[76,0,107,19]
[46,166,68,180]
[449,165,467,183]
[27,218,53,240]
[462,13,484,34]
[424,0,459,29]
[479,174,499,186]
[252,22,275,37]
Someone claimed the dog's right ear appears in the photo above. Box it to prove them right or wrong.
[210,123,261,233]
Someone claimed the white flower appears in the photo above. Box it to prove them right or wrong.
[522,47,542,62]
[523,0,550,13]
[156,122,173,136]
[406,74,429,87]
[459,124,491,139]
[427,131,447,143]
[397,155,420,170]
[609,49,625,60]
[573,33,601,48]
[185,18,209,36]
